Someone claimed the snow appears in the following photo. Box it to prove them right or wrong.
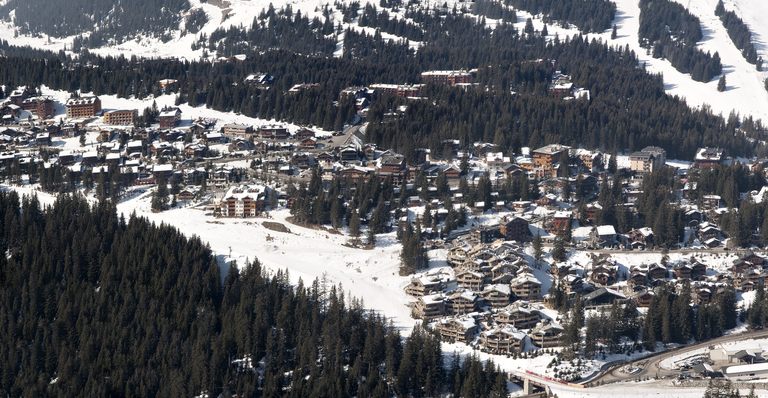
[116,193,417,332]
[36,85,333,137]
[597,0,768,123]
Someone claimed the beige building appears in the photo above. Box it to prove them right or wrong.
[629,146,666,173]
[103,109,137,125]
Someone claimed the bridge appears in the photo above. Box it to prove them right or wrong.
[509,370,585,397]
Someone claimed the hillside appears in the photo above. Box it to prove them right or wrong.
[1,0,765,124]
[0,0,192,47]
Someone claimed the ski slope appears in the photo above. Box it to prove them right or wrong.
[594,0,768,123]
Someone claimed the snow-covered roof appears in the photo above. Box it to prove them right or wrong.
[724,362,768,375]
[596,225,617,236]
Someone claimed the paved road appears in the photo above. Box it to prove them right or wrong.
[586,329,768,386]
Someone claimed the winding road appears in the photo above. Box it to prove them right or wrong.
[585,329,768,386]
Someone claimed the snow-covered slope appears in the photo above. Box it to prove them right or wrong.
[1,0,767,122]
[594,0,768,123]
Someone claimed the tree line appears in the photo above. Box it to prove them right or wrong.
[715,0,762,69]
[0,0,191,47]
[504,0,615,33]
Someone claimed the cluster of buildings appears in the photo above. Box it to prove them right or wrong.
[406,236,564,354]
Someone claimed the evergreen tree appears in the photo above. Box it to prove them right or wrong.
[552,237,567,262]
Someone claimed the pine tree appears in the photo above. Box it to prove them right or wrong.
[524,18,534,35]
[715,0,725,16]
[349,210,361,238]
[367,227,376,247]
[611,24,617,40]
[717,75,726,92]
[552,237,567,262]
[532,233,543,264]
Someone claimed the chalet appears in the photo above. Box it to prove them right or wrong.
[647,263,668,280]
[590,225,617,247]
[700,194,722,211]
[695,147,725,169]
[480,284,511,309]
[561,274,589,296]
[204,132,225,144]
[499,216,530,242]
[479,326,527,355]
[244,73,274,88]
[447,246,470,267]
[8,89,29,105]
[219,184,269,217]
[222,123,254,140]
[369,83,423,97]
[631,289,655,308]
[674,264,693,280]
[20,97,55,119]
[549,72,574,97]
[510,273,541,301]
[549,211,572,236]
[690,261,707,280]
[627,271,648,288]
[339,145,359,162]
[412,294,446,319]
[177,186,200,201]
[152,163,174,179]
[456,269,484,291]
[627,227,654,249]
[295,128,315,141]
[496,303,541,329]
[35,132,51,146]
[739,252,766,268]
[576,150,602,172]
[589,260,617,286]
[405,276,444,297]
[436,317,478,344]
[377,152,406,182]
[339,166,371,182]
[694,286,714,305]
[471,225,500,243]
[158,108,182,129]
[228,140,252,153]
[258,124,290,140]
[529,321,564,348]
[288,83,320,93]
[698,223,723,242]
[582,287,626,309]
[210,167,235,187]
[151,141,176,158]
[446,290,478,315]
[290,153,315,169]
